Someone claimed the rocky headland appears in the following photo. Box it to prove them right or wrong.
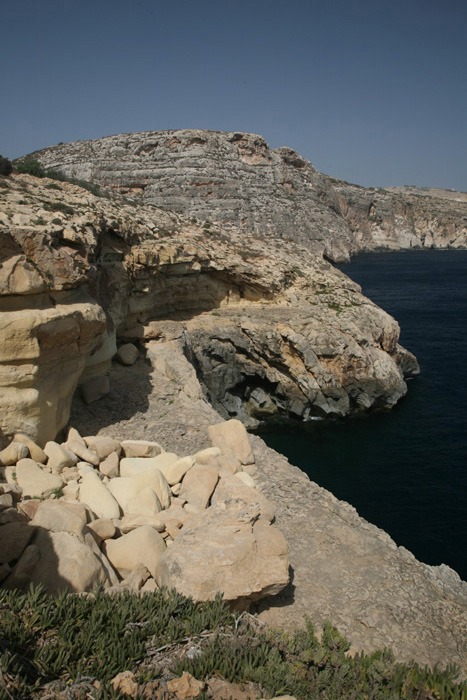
[1,141,466,679]
[26,129,467,261]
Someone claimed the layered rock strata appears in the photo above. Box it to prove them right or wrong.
[27,129,467,261]
[0,173,417,445]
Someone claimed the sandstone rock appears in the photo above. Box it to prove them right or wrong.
[104,525,166,578]
[0,494,13,509]
[179,463,219,510]
[99,451,120,477]
[140,578,158,593]
[116,343,139,366]
[30,529,117,593]
[155,504,289,605]
[118,513,165,534]
[166,672,204,699]
[13,434,47,463]
[0,563,11,583]
[0,441,29,466]
[67,438,100,466]
[121,439,164,458]
[63,480,79,501]
[108,470,171,512]
[85,435,122,459]
[44,441,77,473]
[81,375,110,404]
[66,427,86,447]
[211,470,275,522]
[119,453,178,477]
[0,522,35,564]
[126,486,163,517]
[31,500,87,541]
[18,499,40,520]
[0,508,28,525]
[193,447,221,465]
[0,484,22,502]
[60,466,79,482]
[110,671,138,699]
[160,455,194,486]
[234,472,256,489]
[120,563,151,591]
[79,471,121,519]
[2,545,40,590]
[208,420,255,465]
[86,518,116,546]
[15,458,64,498]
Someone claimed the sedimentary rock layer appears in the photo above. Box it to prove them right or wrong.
[0,173,417,445]
[27,129,467,261]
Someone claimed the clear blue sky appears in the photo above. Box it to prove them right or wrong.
[2,0,466,190]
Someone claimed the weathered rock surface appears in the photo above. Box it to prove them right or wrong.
[69,351,467,675]
[0,171,419,444]
[29,129,467,261]
[155,503,289,605]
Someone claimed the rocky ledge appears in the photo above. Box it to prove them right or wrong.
[0,173,418,446]
[26,129,467,261]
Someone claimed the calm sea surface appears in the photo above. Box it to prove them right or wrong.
[259,250,467,581]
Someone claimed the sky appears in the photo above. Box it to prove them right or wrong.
[2,0,466,191]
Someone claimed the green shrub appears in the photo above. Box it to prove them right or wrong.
[14,159,46,178]
[0,155,13,176]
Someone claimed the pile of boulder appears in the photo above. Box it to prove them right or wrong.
[0,420,289,607]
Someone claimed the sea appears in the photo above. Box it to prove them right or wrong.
[259,249,467,581]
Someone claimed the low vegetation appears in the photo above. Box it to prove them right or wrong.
[1,585,465,699]
[12,158,103,197]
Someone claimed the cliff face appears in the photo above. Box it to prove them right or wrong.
[0,173,417,446]
[27,129,467,261]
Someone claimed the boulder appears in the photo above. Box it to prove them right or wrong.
[116,343,139,366]
[211,469,275,522]
[85,436,122,459]
[0,441,29,466]
[30,500,87,541]
[104,525,166,578]
[108,470,171,512]
[86,518,116,546]
[15,458,64,498]
[81,375,110,404]
[0,522,35,564]
[79,471,121,519]
[121,439,163,458]
[119,453,178,477]
[208,420,255,465]
[30,529,117,593]
[67,439,100,466]
[155,504,289,606]
[2,545,40,590]
[179,463,219,510]
[126,486,163,517]
[99,451,120,477]
[44,441,77,473]
[159,456,194,486]
[13,434,47,463]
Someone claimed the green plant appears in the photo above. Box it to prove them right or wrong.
[0,155,13,176]
[41,200,75,216]
[14,159,46,178]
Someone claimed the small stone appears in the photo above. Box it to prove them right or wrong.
[66,427,86,447]
[126,486,163,517]
[87,518,116,545]
[104,526,166,578]
[161,456,195,486]
[0,442,29,466]
[79,471,121,519]
[63,480,80,501]
[121,440,163,458]
[67,439,100,466]
[193,447,221,465]
[140,578,158,594]
[44,441,77,473]
[120,453,178,478]
[18,500,41,520]
[0,508,28,524]
[120,563,151,591]
[234,471,256,489]
[81,375,110,404]
[110,671,138,699]
[14,434,47,463]
[99,452,119,477]
[166,672,204,699]
[0,494,14,509]
[15,459,64,498]
[116,343,139,366]
[171,482,182,496]
[179,464,219,510]
[85,436,122,459]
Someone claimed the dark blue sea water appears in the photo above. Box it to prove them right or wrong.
[259,250,467,581]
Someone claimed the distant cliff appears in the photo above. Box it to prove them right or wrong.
[26,129,467,261]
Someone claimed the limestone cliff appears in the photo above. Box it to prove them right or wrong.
[0,173,417,446]
[26,129,467,261]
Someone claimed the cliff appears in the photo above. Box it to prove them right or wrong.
[0,172,417,447]
[26,129,467,261]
